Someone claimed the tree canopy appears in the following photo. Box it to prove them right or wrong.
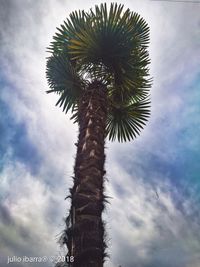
[46,3,152,142]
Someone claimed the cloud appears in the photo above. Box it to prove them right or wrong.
[104,163,200,267]
[0,161,68,267]
[0,96,42,175]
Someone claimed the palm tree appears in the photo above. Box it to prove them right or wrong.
[46,3,151,267]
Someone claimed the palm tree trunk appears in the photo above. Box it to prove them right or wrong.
[66,81,107,267]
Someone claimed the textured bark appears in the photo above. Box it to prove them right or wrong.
[66,81,108,267]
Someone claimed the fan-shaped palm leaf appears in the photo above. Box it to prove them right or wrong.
[46,52,84,113]
[106,97,151,142]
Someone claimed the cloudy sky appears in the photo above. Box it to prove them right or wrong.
[0,0,200,266]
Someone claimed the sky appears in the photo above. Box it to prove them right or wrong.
[0,0,200,267]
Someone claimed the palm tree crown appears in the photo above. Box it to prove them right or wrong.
[46,2,151,142]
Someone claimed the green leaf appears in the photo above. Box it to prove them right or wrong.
[106,96,151,142]
[46,52,83,114]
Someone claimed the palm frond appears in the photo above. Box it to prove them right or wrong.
[47,9,88,54]
[46,52,84,113]
[106,96,151,142]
